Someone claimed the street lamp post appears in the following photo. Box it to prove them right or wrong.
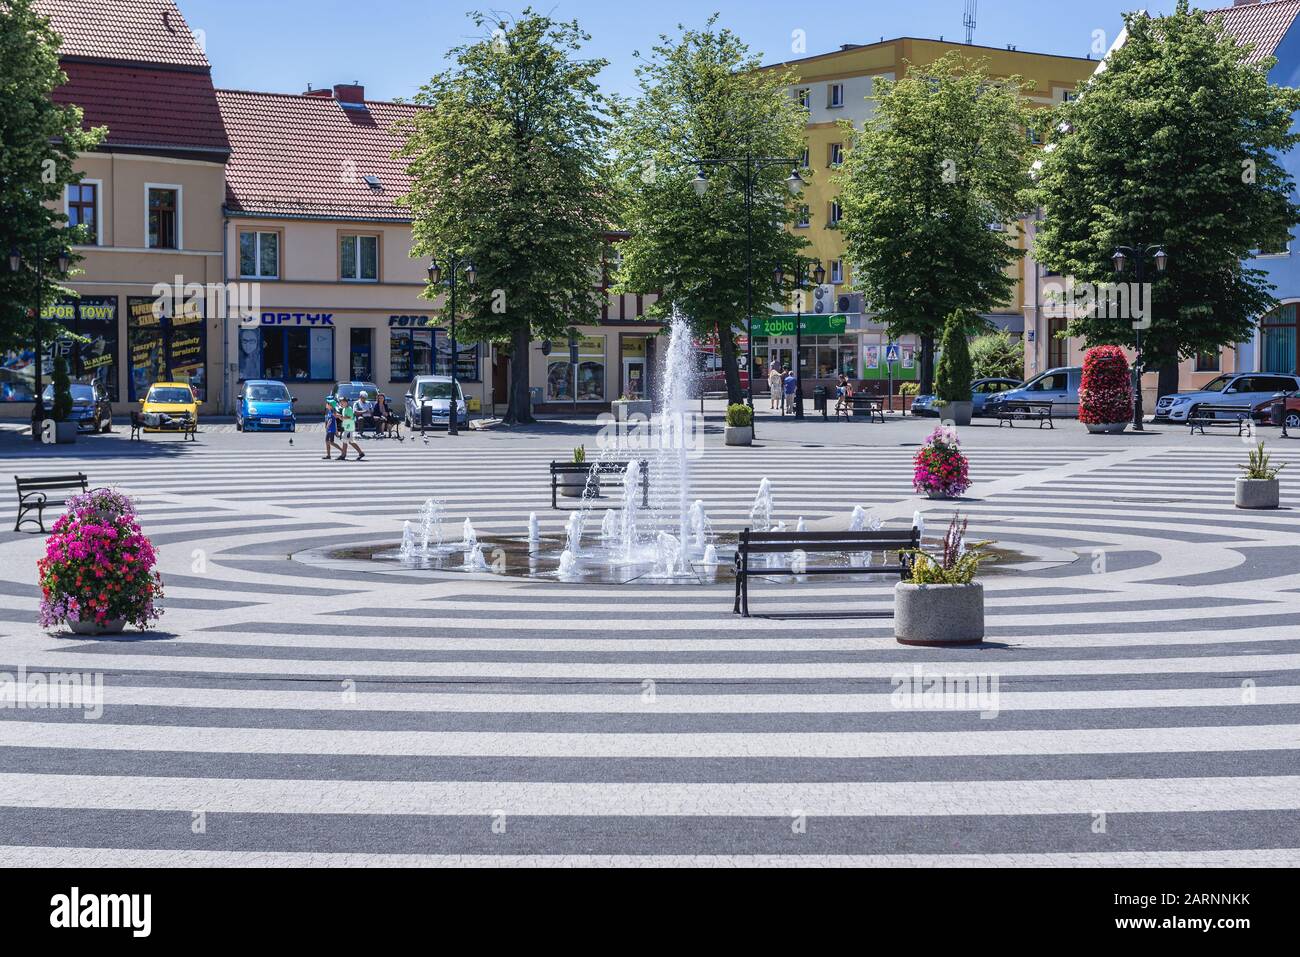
[691,157,804,434]
[774,260,825,419]
[427,256,477,437]
[9,241,70,442]
[1111,243,1168,432]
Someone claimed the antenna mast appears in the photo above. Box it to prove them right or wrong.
[963,0,978,45]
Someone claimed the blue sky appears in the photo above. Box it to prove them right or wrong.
[179,0,1184,101]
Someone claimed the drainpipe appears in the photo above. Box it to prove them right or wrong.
[221,210,229,414]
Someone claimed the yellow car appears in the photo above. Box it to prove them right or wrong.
[140,382,199,432]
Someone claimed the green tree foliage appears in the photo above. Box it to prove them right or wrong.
[837,53,1035,394]
[0,0,105,354]
[50,353,71,420]
[969,331,1025,381]
[610,16,809,404]
[1034,1,1300,399]
[934,310,975,403]
[399,9,610,423]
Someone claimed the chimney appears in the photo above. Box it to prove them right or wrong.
[333,83,366,106]
[1233,0,1263,5]
[303,84,333,98]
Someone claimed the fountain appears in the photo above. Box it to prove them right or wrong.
[750,478,774,532]
[850,506,882,532]
[399,521,417,561]
[528,513,540,549]
[418,499,445,552]
[462,519,478,553]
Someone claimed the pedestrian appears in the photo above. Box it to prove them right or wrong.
[323,397,341,460]
[783,367,798,414]
[768,365,783,411]
[834,374,854,416]
[337,396,365,461]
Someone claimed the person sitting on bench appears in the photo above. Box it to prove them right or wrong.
[834,374,854,416]
[375,392,403,440]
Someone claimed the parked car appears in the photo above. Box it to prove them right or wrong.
[1249,390,1300,430]
[139,382,199,432]
[404,375,468,430]
[1154,373,1300,423]
[331,380,380,405]
[236,379,297,432]
[40,381,113,433]
[983,367,1082,418]
[911,377,1023,417]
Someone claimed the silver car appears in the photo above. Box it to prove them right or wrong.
[1154,373,1300,423]
[404,375,468,430]
[983,367,1082,418]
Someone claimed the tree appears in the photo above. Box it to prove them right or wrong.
[934,310,974,403]
[970,331,1025,380]
[837,53,1036,394]
[610,16,809,404]
[399,9,610,424]
[0,0,105,355]
[1034,1,1300,400]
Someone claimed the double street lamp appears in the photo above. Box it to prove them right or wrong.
[427,256,476,437]
[1111,243,1169,432]
[689,157,804,429]
[773,260,826,419]
[9,243,71,442]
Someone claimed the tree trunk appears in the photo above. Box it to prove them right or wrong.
[1156,361,1180,406]
[717,320,744,406]
[919,333,936,396]
[503,325,535,425]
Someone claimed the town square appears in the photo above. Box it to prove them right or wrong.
[0,0,1297,919]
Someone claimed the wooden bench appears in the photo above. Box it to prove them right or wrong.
[733,527,921,617]
[131,410,196,441]
[14,473,89,533]
[839,394,885,423]
[550,460,650,509]
[1187,404,1251,436]
[995,400,1055,429]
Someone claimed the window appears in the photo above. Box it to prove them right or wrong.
[796,205,810,228]
[1261,303,1299,374]
[1047,318,1069,369]
[350,328,372,380]
[828,143,844,167]
[1195,350,1220,373]
[340,234,379,281]
[797,88,811,109]
[67,183,98,244]
[1257,237,1291,257]
[828,83,845,108]
[800,147,810,169]
[1026,126,1043,145]
[390,327,480,382]
[547,335,605,402]
[831,260,844,284]
[828,200,843,226]
[248,326,333,381]
[239,231,280,279]
[147,187,179,249]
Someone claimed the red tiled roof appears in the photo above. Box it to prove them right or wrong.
[217,90,426,222]
[54,60,229,155]
[35,0,210,69]
[1204,0,1300,63]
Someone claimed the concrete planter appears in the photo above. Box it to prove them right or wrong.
[894,582,985,646]
[612,400,653,420]
[724,425,753,446]
[938,401,973,426]
[558,473,589,499]
[1235,477,1280,510]
[1085,421,1129,434]
[68,618,126,636]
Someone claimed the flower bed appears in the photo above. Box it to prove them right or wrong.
[1078,345,1133,425]
[37,488,163,631]
[913,425,971,499]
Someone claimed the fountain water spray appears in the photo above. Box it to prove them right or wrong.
[461,519,478,553]
[750,479,774,532]
[418,499,445,552]
[399,521,417,561]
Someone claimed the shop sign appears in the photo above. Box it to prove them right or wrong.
[751,314,848,337]
[260,313,334,326]
[389,315,437,328]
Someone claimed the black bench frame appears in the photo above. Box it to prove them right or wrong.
[131,410,196,441]
[14,473,89,533]
[551,460,650,509]
[733,527,921,617]
[1187,404,1251,436]
[831,394,885,423]
[995,400,1055,429]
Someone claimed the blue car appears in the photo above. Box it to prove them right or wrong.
[911,377,1023,417]
[236,380,297,432]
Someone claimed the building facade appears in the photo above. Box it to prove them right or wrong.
[2,0,229,419]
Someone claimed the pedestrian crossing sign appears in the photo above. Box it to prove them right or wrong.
[885,344,901,363]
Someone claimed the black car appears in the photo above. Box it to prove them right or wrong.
[41,381,113,433]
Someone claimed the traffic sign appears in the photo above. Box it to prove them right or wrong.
[885,344,901,363]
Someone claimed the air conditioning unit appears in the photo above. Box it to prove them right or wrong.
[811,284,836,313]
[836,292,864,314]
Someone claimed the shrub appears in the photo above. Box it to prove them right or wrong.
[726,403,753,427]
[1078,345,1133,425]
[1241,442,1285,480]
[970,332,1024,381]
[934,310,974,404]
[572,445,586,464]
[913,425,971,499]
[907,514,993,584]
[899,381,921,397]
[51,355,73,421]
[37,488,164,631]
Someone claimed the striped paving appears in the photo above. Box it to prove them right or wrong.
[2,428,1300,867]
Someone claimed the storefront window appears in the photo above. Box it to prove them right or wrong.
[350,328,372,380]
[547,335,606,402]
[1261,303,1298,374]
[1,297,120,403]
[238,322,333,384]
[435,337,481,382]
[127,296,207,401]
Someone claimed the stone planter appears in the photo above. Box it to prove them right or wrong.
[724,425,753,446]
[611,399,653,420]
[1235,477,1280,510]
[68,618,126,636]
[1085,421,1129,434]
[894,582,985,646]
[558,473,589,499]
[938,401,973,427]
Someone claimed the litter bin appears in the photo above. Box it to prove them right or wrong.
[813,386,829,417]
[420,404,433,431]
